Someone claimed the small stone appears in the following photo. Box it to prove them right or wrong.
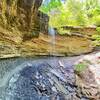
[67,86,74,92]
[48,79,54,85]
[52,87,57,92]
[40,96,49,100]
[27,63,32,67]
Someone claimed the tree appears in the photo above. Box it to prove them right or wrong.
[40,0,100,27]
[40,0,62,14]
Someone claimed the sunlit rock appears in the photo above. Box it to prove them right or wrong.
[0,0,94,58]
[0,0,49,58]
[74,52,100,100]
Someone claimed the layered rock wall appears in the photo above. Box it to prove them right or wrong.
[0,0,94,58]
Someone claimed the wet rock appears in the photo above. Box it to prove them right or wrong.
[1,55,99,99]
[5,63,77,100]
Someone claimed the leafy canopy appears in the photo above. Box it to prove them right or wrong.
[40,0,100,27]
[40,0,62,14]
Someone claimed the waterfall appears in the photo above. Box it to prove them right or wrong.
[48,27,56,56]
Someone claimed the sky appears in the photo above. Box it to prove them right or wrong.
[42,0,66,5]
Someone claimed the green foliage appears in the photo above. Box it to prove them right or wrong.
[67,0,88,26]
[96,27,100,32]
[75,63,87,72]
[92,7,100,16]
[92,34,100,41]
[92,34,100,46]
[40,0,100,28]
[92,27,100,46]
[94,15,100,26]
[40,0,62,14]
[49,1,87,27]
[57,28,71,35]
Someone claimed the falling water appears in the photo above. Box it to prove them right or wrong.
[48,27,56,56]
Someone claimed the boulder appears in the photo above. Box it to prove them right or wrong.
[74,52,100,100]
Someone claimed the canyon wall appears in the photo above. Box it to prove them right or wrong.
[0,0,94,58]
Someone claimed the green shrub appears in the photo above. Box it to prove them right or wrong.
[57,28,71,35]
[94,15,100,26]
[92,34,100,41]
[92,34,100,46]
[40,0,100,28]
[96,27,100,33]
[75,63,87,72]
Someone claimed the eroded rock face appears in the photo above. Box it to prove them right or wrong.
[0,0,49,39]
[0,0,49,58]
[0,33,94,58]
[74,52,100,100]
[60,26,96,36]
[21,33,93,57]
[0,0,43,33]
[0,0,94,58]
[4,62,77,100]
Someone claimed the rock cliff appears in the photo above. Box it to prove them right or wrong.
[74,52,100,100]
[0,0,43,33]
[0,0,94,58]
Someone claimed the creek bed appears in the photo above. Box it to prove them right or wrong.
[0,56,92,100]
